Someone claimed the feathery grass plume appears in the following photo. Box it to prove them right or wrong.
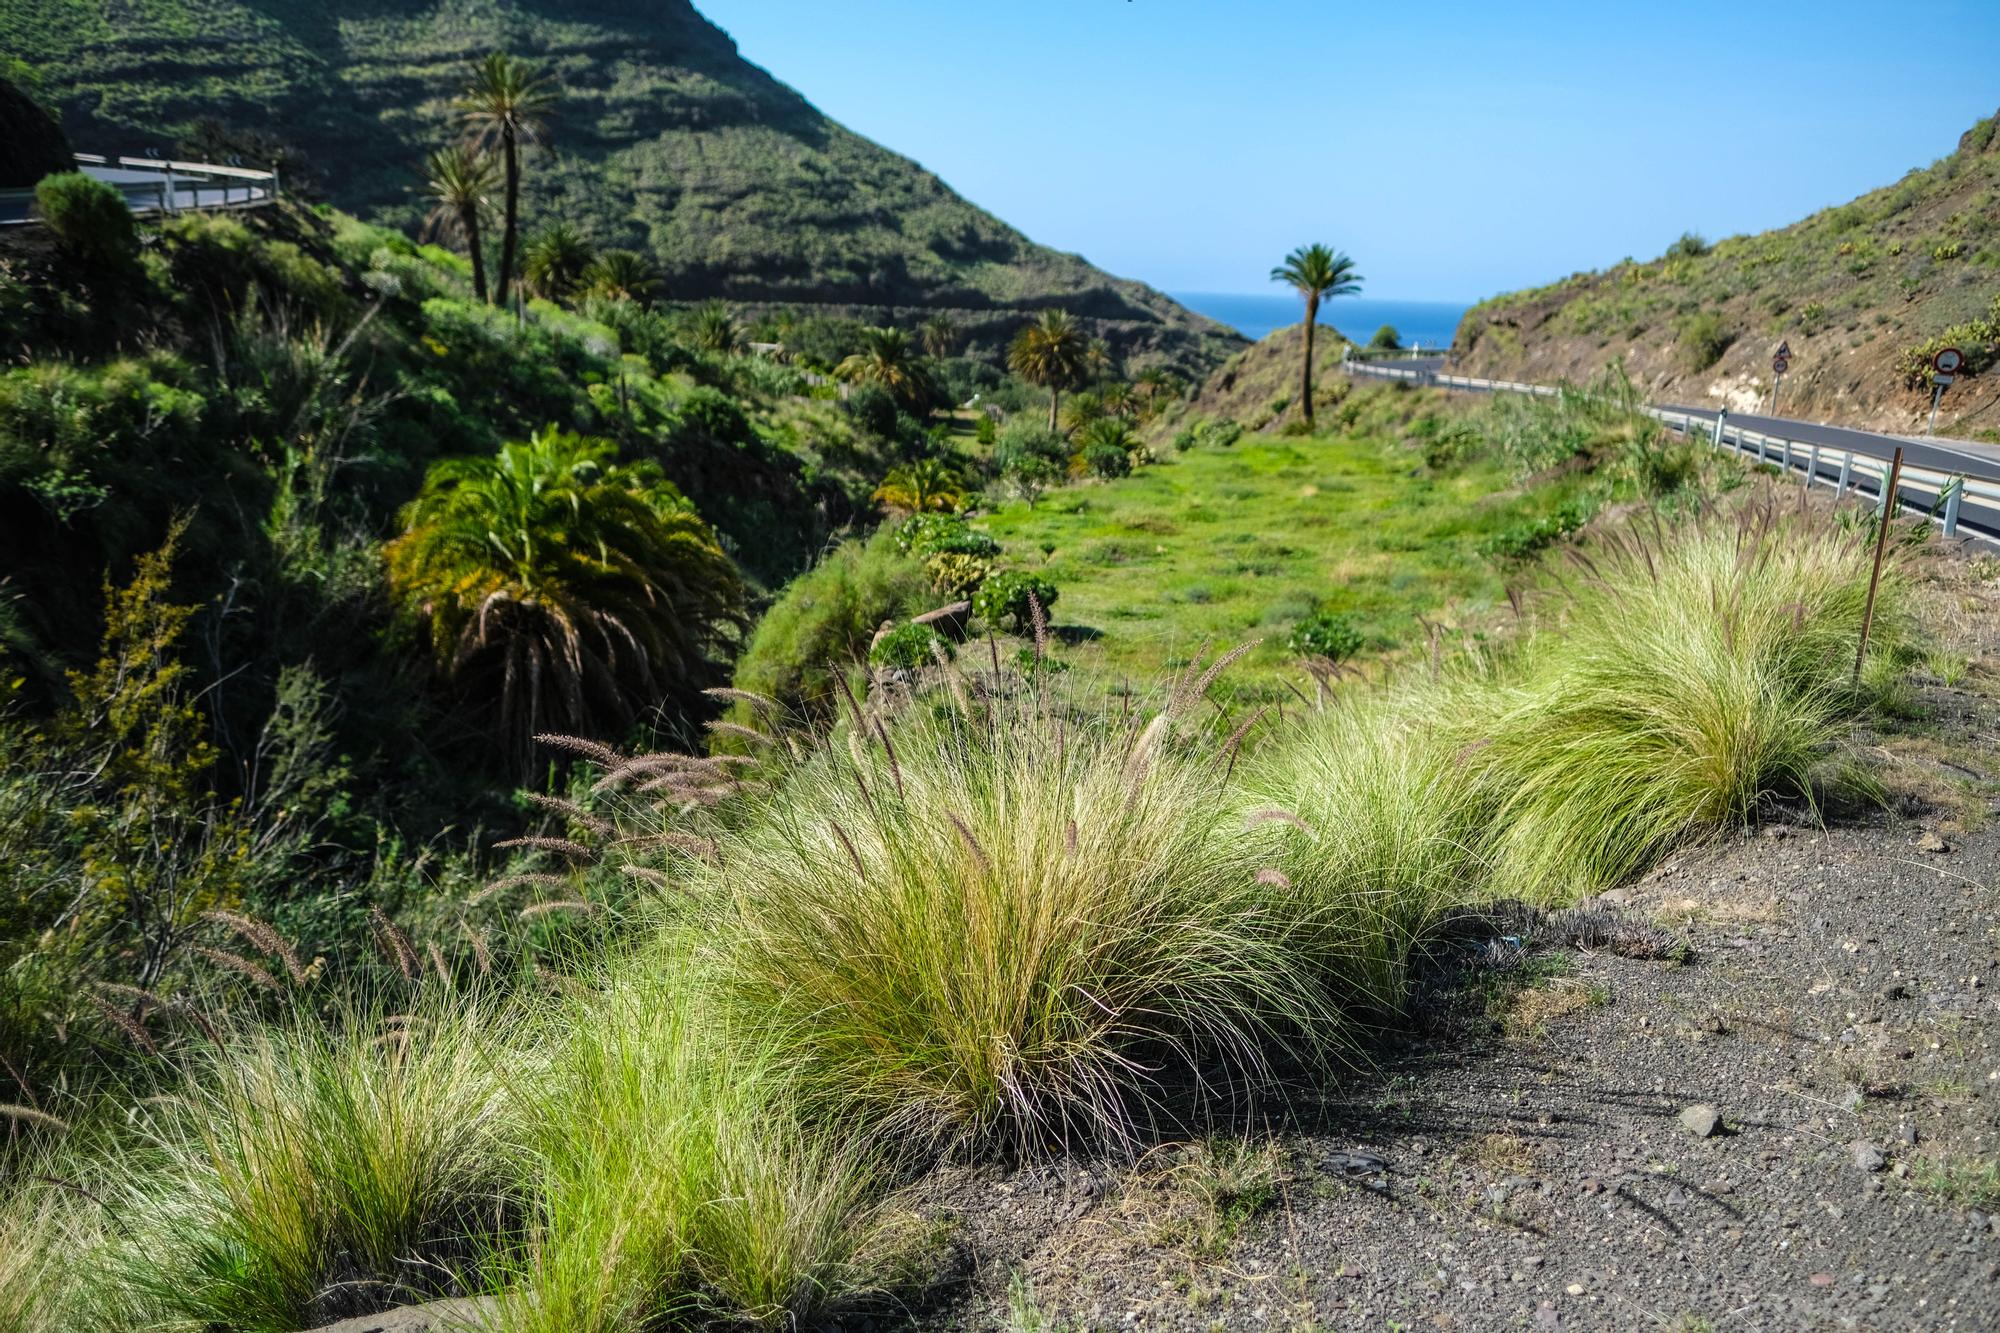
[85,993,158,1056]
[705,685,781,717]
[533,733,621,768]
[707,719,775,748]
[1026,588,1049,665]
[369,906,423,981]
[518,899,601,920]
[1458,506,1900,901]
[522,792,616,835]
[0,1104,68,1132]
[497,958,918,1333]
[191,945,284,993]
[462,926,494,976]
[202,911,308,985]
[471,872,572,906]
[1215,705,1269,779]
[701,693,1334,1152]
[492,835,595,860]
[66,999,525,1332]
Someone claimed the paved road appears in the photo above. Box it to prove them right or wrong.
[1347,356,2000,541]
[1,165,272,224]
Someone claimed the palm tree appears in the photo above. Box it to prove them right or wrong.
[1059,390,1105,435]
[836,326,937,410]
[1270,243,1362,429]
[584,249,661,305]
[688,300,739,353]
[520,221,596,303]
[384,427,743,770]
[1098,382,1137,420]
[919,312,958,359]
[455,52,556,308]
[1008,309,1090,432]
[422,145,497,302]
[872,458,965,514]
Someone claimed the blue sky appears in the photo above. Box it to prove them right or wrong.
[697,0,2000,303]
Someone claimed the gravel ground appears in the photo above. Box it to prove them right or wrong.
[906,684,2000,1332]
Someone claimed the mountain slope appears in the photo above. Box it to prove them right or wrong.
[1455,112,2000,436]
[1,0,1238,373]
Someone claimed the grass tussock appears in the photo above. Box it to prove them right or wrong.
[1462,504,1900,900]
[702,698,1336,1152]
[500,959,916,1333]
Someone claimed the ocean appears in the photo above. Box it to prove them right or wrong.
[1171,292,1469,350]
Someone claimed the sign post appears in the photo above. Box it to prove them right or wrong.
[1928,347,1964,436]
[1769,341,1791,415]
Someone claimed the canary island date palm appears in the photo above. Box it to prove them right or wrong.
[1270,243,1362,429]
[422,145,496,303]
[520,221,596,304]
[873,457,966,514]
[385,428,742,768]
[919,312,959,359]
[836,325,937,410]
[454,52,556,308]
[584,249,661,305]
[1008,308,1090,432]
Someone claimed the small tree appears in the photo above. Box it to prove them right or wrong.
[520,221,596,303]
[34,171,137,268]
[1008,309,1090,432]
[1368,324,1402,351]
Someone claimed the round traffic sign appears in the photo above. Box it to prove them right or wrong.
[1933,346,1965,374]
[1772,354,1790,375]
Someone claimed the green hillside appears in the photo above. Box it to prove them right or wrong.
[1457,110,2000,435]
[0,0,1239,375]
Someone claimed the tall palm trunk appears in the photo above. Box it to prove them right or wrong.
[1047,386,1061,432]
[1301,293,1319,428]
[461,201,488,303]
[496,125,520,306]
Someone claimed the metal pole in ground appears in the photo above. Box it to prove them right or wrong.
[1854,446,1905,688]
[1943,477,1963,538]
[1928,383,1944,436]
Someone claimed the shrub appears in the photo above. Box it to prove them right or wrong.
[1675,310,1735,371]
[1077,441,1132,478]
[1201,420,1244,449]
[34,171,137,267]
[1664,231,1711,260]
[974,414,998,446]
[870,620,952,669]
[894,513,999,560]
[1367,324,1402,351]
[1286,610,1364,661]
[973,570,1059,631]
[732,532,933,724]
[1477,500,1592,564]
[924,550,992,598]
[702,698,1333,1149]
[1172,425,1199,452]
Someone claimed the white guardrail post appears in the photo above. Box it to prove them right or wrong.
[1943,477,1964,538]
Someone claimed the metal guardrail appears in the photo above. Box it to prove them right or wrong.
[0,152,279,226]
[1345,357,1999,545]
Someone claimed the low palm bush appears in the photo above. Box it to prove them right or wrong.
[34,171,137,267]
[698,698,1334,1150]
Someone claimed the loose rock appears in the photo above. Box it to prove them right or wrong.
[1679,1103,1722,1138]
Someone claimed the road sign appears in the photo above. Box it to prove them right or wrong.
[1927,347,1965,436]
[1772,353,1791,375]
[1933,346,1965,376]
[1776,341,1791,358]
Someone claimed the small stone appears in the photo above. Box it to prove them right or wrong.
[1914,831,1950,854]
[1897,1123,1919,1147]
[1810,1272,1835,1287]
[1565,1282,1585,1296]
[1765,824,1791,840]
[1679,1104,1722,1138]
[1879,982,1908,1000]
[1599,888,1632,907]
[1850,1140,1885,1173]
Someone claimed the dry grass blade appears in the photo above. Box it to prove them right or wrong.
[706,719,774,747]
[472,872,571,905]
[1245,806,1317,837]
[704,685,781,717]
